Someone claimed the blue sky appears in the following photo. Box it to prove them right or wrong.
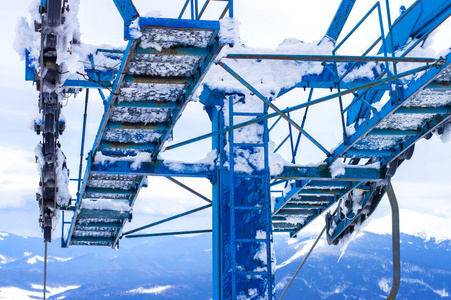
[0,0,450,242]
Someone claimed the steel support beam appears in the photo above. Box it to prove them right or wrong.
[112,0,139,23]
[324,0,356,43]
[224,54,438,64]
[122,204,212,236]
[208,93,274,299]
[170,63,438,152]
[89,160,215,178]
[125,229,212,238]
[277,165,384,182]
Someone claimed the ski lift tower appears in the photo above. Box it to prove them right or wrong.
[23,0,451,299]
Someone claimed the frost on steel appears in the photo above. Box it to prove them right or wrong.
[17,0,451,299]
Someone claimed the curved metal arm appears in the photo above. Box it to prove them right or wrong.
[386,183,400,300]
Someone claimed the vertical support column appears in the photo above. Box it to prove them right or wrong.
[210,92,274,299]
[229,0,234,18]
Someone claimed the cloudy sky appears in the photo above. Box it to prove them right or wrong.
[1,0,450,243]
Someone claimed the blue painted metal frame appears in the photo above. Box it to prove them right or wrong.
[75,89,89,199]
[112,175,147,247]
[210,93,274,299]
[172,62,439,153]
[326,184,372,241]
[122,203,212,236]
[378,0,451,54]
[63,79,112,89]
[332,2,386,87]
[90,160,215,178]
[152,36,222,160]
[112,0,139,24]
[318,54,451,244]
[62,50,120,89]
[125,17,220,40]
[218,61,331,156]
[347,0,451,125]
[218,0,451,242]
[63,40,137,248]
[138,16,220,31]
[41,0,451,298]
[178,0,233,20]
[224,54,437,64]
[225,52,439,99]
[324,0,356,43]
[283,180,365,238]
[25,49,37,82]
[329,53,451,164]
[125,229,212,238]
[277,165,384,182]
[64,0,227,247]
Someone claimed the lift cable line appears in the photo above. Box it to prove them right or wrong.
[278,225,326,300]
[164,176,212,203]
[43,241,48,300]
[20,0,451,298]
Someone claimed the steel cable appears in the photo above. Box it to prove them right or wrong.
[279,225,326,300]
[43,241,48,300]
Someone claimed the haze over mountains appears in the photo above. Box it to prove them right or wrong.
[0,209,450,299]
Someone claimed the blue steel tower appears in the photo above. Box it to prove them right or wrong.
[22,0,451,299]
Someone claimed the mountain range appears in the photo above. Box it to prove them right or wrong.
[0,226,450,299]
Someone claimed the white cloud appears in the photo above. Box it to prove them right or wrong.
[127,285,172,295]
[390,181,451,217]
[0,254,15,264]
[0,146,38,209]
[50,256,73,262]
[27,255,44,265]
[134,177,212,215]
[364,209,451,243]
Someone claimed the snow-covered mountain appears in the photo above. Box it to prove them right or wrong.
[1,225,450,299]
[275,232,451,299]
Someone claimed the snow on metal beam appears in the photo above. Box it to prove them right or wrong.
[90,160,215,179]
[124,17,220,40]
[378,0,451,53]
[329,53,451,164]
[277,165,384,182]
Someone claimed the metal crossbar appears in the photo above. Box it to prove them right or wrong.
[179,0,232,20]
[122,204,212,236]
[125,229,212,238]
[165,63,439,152]
[225,54,438,64]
